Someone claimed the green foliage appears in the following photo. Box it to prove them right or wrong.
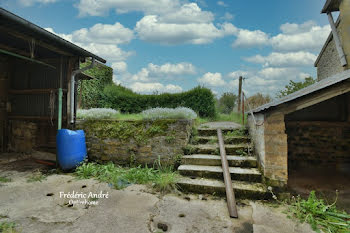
[81,120,172,142]
[0,221,17,233]
[102,85,216,118]
[278,77,316,98]
[78,61,113,109]
[225,128,247,137]
[26,170,46,182]
[245,93,272,110]
[0,176,11,183]
[217,92,237,114]
[289,191,350,233]
[75,162,179,193]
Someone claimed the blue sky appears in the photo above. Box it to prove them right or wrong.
[1,0,332,97]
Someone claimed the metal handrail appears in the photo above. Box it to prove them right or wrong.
[242,91,263,126]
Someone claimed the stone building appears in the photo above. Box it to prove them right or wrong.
[247,0,350,188]
[0,8,106,153]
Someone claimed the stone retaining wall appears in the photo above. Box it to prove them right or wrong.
[77,119,193,166]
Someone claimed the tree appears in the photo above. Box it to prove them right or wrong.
[277,77,316,98]
[245,93,272,110]
[217,92,237,114]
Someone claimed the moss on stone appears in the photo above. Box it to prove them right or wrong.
[80,119,177,144]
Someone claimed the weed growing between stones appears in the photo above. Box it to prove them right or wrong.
[287,191,350,233]
[0,176,11,183]
[0,221,17,233]
[75,162,179,193]
[26,170,47,183]
[225,128,247,137]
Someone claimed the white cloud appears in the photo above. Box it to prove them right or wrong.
[159,3,214,24]
[18,0,57,6]
[227,67,312,96]
[221,12,234,20]
[135,15,237,45]
[279,20,317,35]
[270,24,330,52]
[76,0,180,17]
[131,62,196,81]
[231,21,330,51]
[244,52,317,67]
[111,62,127,73]
[217,1,228,7]
[44,26,133,63]
[130,82,183,93]
[72,23,134,44]
[232,29,269,48]
[198,72,226,86]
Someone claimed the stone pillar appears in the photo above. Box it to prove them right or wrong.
[263,112,288,187]
[340,0,350,70]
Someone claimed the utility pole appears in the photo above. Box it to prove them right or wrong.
[237,76,242,112]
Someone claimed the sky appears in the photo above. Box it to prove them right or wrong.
[0,0,333,97]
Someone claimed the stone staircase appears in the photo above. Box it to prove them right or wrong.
[177,126,271,200]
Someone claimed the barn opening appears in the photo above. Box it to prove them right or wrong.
[285,93,350,211]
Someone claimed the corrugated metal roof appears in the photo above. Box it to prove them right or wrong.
[0,8,106,63]
[250,69,350,114]
[321,0,341,13]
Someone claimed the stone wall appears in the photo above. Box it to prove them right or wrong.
[263,112,288,186]
[247,112,288,187]
[317,37,344,81]
[8,120,37,153]
[77,119,193,166]
[286,121,350,171]
[247,113,265,170]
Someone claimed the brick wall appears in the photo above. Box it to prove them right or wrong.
[286,121,350,169]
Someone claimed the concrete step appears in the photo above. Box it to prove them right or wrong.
[177,177,271,200]
[192,136,250,145]
[183,144,252,155]
[197,128,248,136]
[182,154,257,168]
[178,165,262,182]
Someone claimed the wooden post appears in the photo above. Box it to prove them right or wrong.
[327,12,347,67]
[237,76,243,112]
[242,95,245,125]
[217,129,238,218]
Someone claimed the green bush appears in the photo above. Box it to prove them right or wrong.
[217,92,237,114]
[102,85,216,118]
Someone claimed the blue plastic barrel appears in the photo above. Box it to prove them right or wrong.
[56,129,87,170]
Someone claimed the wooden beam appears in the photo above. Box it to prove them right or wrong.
[0,43,30,57]
[327,12,347,66]
[9,89,68,95]
[0,26,73,57]
[8,115,67,120]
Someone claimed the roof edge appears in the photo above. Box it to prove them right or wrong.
[250,69,350,114]
[0,8,106,63]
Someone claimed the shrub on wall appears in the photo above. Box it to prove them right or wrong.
[102,85,216,118]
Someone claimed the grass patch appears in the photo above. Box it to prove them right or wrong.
[26,170,47,183]
[0,221,17,233]
[288,191,350,233]
[0,176,11,183]
[197,112,247,125]
[115,113,143,121]
[75,162,179,193]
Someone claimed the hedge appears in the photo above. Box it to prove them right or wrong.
[102,85,216,118]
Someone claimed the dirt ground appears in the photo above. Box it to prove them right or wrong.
[0,153,314,233]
